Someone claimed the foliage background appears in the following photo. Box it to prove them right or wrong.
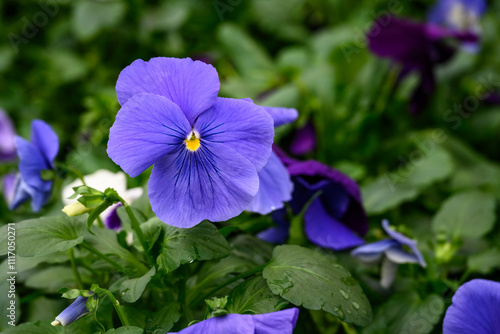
[1,0,500,333]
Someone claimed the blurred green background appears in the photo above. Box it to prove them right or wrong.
[1,0,500,332]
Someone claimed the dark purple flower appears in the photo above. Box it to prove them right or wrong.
[247,105,298,215]
[289,121,315,156]
[259,148,368,251]
[108,57,275,228]
[51,296,89,327]
[11,120,59,212]
[0,109,16,161]
[351,220,426,288]
[168,308,299,334]
[368,16,478,114]
[443,279,500,333]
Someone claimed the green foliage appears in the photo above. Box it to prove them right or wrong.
[263,245,373,326]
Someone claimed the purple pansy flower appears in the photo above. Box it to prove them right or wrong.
[51,296,90,327]
[258,148,368,250]
[2,173,17,206]
[368,16,478,114]
[351,220,426,288]
[10,120,59,212]
[0,108,16,161]
[108,57,274,228]
[168,308,299,334]
[290,121,316,156]
[247,105,298,215]
[429,0,486,52]
[443,279,500,333]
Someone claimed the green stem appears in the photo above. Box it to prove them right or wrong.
[69,248,84,290]
[80,242,128,274]
[118,196,155,266]
[190,264,267,307]
[96,216,105,229]
[102,290,130,327]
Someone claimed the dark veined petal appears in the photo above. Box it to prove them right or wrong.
[31,120,59,167]
[195,97,274,171]
[263,106,298,127]
[116,57,220,124]
[148,141,259,228]
[443,279,500,334]
[247,152,293,215]
[351,239,399,264]
[107,93,192,178]
[252,308,299,334]
[304,199,364,250]
[382,220,426,267]
[14,136,51,191]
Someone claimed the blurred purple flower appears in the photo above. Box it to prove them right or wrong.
[368,16,478,114]
[11,120,59,212]
[0,109,16,161]
[51,296,89,327]
[443,279,500,333]
[2,173,17,206]
[168,308,299,334]
[108,57,274,228]
[351,220,426,288]
[247,105,298,215]
[429,0,486,52]
[258,147,368,250]
[290,121,315,156]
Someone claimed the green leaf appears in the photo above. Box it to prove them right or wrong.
[361,175,420,215]
[105,326,144,334]
[120,267,156,303]
[263,245,372,326]
[72,0,126,40]
[363,292,444,334]
[467,248,500,274]
[0,216,85,257]
[156,220,231,273]
[2,321,63,334]
[227,276,288,314]
[432,191,496,239]
[24,267,90,292]
[145,302,181,333]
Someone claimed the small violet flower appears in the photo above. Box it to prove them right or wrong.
[429,0,487,52]
[259,148,368,251]
[108,57,275,228]
[0,108,16,161]
[51,296,90,327]
[443,279,500,334]
[62,169,143,230]
[351,220,426,288]
[289,121,316,156]
[247,105,298,215]
[10,120,59,212]
[2,173,17,206]
[168,308,299,334]
[368,16,478,114]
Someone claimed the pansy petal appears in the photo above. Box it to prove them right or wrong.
[0,109,16,160]
[2,173,17,206]
[247,152,293,215]
[149,141,259,228]
[31,120,59,166]
[258,209,291,244]
[30,186,52,212]
[116,57,220,123]
[253,308,299,334]
[263,106,298,127]
[168,314,254,334]
[443,279,500,334]
[380,258,399,289]
[9,177,32,210]
[384,246,420,264]
[352,239,399,257]
[196,97,274,171]
[382,220,426,267]
[319,181,351,219]
[107,93,192,178]
[15,136,51,190]
[304,199,364,250]
[55,296,90,327]
[290,121,316,155]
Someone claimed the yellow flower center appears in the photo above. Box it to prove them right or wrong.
[185,130,200,152]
